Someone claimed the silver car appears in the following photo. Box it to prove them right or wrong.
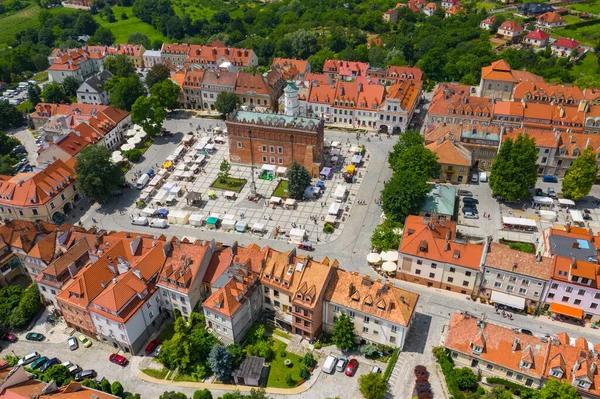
[336,357,348,373]
[68,337,79,350]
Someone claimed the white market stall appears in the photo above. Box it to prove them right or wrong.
[502,217,537,231]
[558,198,576,207]
[224,191,236,200]
[533,196,554,206]
[570,210,585,226]
[289,228,307,244]
[333,185,348,202]
[539,210,557,221]
[261,164,276,178]
[204,143,216,152]
[325,215,337,224]
[182,134,194,144]
[152,190,169,205]
[252,223,265,233]
[328,202,340,216]
[270,196,282,205]
[148,175,163,187]
[276,166,287,177]
[221,215,237,231]
[167,210,190,225]
[189,213,204,226]
[284,198,296,209]
[141,207,157,217]
[351,155,363,165]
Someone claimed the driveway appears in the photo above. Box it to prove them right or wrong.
[8,127,39,164]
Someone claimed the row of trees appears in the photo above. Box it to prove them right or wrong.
[0,284,42,330]
[160,388,268,399]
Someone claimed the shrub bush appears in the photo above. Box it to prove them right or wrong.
[323,223,335,233]
[299,365,311,380]
[285,373,294,387]
[414,365,428,377]
[124,148,143,162]
[280,351,287,357]
[383,348,399,382]
[303,352,317,368]
[360,343,379,358]
[486,377,535,397]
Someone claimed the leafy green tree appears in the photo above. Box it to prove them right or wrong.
[219,160,231,182]
[303,352,317,368]
[101,378,111,393]
[287,29,318,59]
[89,26,115,45]
[533,379,579,399]
[27,85,42,106]
[131,96,166,136]
[227,343,245,368]
[3,354,19,366]
[150,79,180,110]
[0,102,24,130]
[332,312,356,351]
[561,146,598,200]
[454,367,478,392]
[393,145,438,178]
[105,76,147,111]
[388,130,423,169]
[42,364,71,386]
[128,33,150,49]
[215,92,240,117]
[104,54,136,78]
[245,340,274,361]
[62,76,80,97]
[111,381,124,397]
[286,162,311,200]
[370,220,402,251]
[159,392,187,399]
[381,172,430,222]
[489,134,538,201]
[208,344,233,382]
[248,388,268,399]
[360,343,378,357]
[286,373,294,387]
[307,49,335,73]
[0,131,21,155]
[74,11,99,35]
[358,372,387,399]
[158,332,188,370]
[194,389,213,399]
[41,83,69,104]
[81,379,101,390]
[75,145,124,203]
[299,365,310,380]
[492,387,513,399]
[220,391,244,399]
[145,63,170,89]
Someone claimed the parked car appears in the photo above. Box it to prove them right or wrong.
[462,206,478,214]
[109,354,128,366]
[463,211,479,219]
[68,337,78,351]
[517,328,533,336]
[145,339,160,355]
[462,197,479,205]
[323,355,337,374]
[457,190,473,197]
[18,352,40,366]
[31,356,48,370]
[547,188,556,197]
[543,175,558,183]
[336,357,348,373]
[75,369,96,381]
[371,365,381,374]
[535,188,544,196]
[471,173,478,183]
[345,358,359,377]
[40,358,59,372]
[78,335,92,348]
[25,332,45,341]
[61,361,80,375]
[1,333,17,342]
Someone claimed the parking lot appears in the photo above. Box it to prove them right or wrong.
[120,123,373,246]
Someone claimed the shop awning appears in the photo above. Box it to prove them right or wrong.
[490,291,526,310]
[550,302,584,319]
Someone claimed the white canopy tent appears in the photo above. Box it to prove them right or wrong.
[270,196,282,204]
[558,198,576,207]
[381,251,399,262]
[141,207,157,217]
[367,253,382,263]
[182,134,194,144]
[276,166,287,175]
[491,291,526,310]
[152,190,169,204]
[121,143,135,151]
[224,191,236,199]
[167,210,190,225]
[262,164,276,174]
[111,151,124,163]
[502,217,537,228]
[533,196,554,206]
[289,228,306,244]
[571,210,585,224]
[127,136,142,145]
[189,213,204,226]
[252,223,265,233]
[222,218,237,231]
[125,129,137,137]
[148,175,163,187]
[285,198,296,207]
[539,210,557,221]
[333,185,348,202]
[382,261,397,272]
[325,215,337,224]
[135,130,147,138]
[328,202,340,216]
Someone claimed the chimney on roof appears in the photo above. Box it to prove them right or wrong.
[513,263,518,272]
[512,337,520,352]
[132,269,142,280]
[571,257,577,269]
[400,296,405,304]
[566,222,571,233]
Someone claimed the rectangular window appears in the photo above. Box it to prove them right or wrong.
[333,305,339,312]
[449,267,456,273]
[237,142,243,148]
[364,316,370,324]
[362,327,368,333]
[349,311,355,318]
[277,146,283,154]
[561,296,569,302]
[429,273,435,278]
[578,289,586,296]
[262,145,267,152]
[270,146,275,153]
[574,299,581,305]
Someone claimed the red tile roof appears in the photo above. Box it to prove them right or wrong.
[537,11,565,24]
[425,136,472,166]
[186,44,255,67]
[271,58,309,79]
[499,20,524,32]
[513,81,582,103]
[484,243,553,280]
[524,29,550,41]
[322,60,369,78]
[553,38,580,49]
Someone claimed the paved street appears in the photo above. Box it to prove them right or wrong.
[8,126,39,165]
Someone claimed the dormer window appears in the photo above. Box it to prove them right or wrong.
[472,345,482,355]
[275,277,280,282]
[520,360,531,369]
[296,293,303,299]
[284,281,289,287]
[551,369,563,378]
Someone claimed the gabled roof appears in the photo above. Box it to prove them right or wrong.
[553,37,580,48]
[484,243,553,280]
[537,11,564,23]
[426,136,472,166]
[499,20,523,31]
[202,263,258,318]
[524,29,550,41]
[43,239,91,278]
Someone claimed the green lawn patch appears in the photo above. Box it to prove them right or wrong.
[173,372,201,382]
[0,5,77,44]
[571,52,600,82]
[157,322,175,342]
[562,14,581,25]
[142,368,168,379]
[499,239,535,253]
[272,329,291,340]
[553,23,600,45]
[32,71,48,82]
[93,6,168,44]
[272,180,289,198]
[210,176,247,192]
[567,0,600,13]
[16,100,32,113]
[266,340,304,388]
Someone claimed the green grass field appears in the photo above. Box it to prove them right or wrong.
[562,14,581,25]
[553,23,600,46]
[571,52,600,82]
[94,6,168,44]
[0,5,77,44]
[266,340,304,388]
[567,0,600,13]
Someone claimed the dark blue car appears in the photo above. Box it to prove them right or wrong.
[543,175,558,183]
[40,358,59,372]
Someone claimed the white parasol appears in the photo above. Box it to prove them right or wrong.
[135,130,147,138]
[381,251,399,262]
[111,151,124,163]
[121,143,135,151]
[128,136,142,145]
[382,261,397,272]
[125,129,137,137]
[366,253,382,264]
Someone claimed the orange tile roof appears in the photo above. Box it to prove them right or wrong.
[91,271,152,323]
[0,159,76,207]
[400,216,484,270]
[503,127,559,148]
[425,136,472,166]
[445,4,463,14]
[186,44,255,67]
[429,85,493,121]
[235,72,276,96]
[537,11,565,24]
[40,381,119,398]
[583,88,600,103]
[484,243,553,280]
[386,66,423,82]
[552,256,600,288]
[322,60,369,78]
[558,132,600,157]
[308,82,336,104]
[499,20,523,32]
[43,239,91,278]
[513,81,583,104]
[53,132,90,157]
[481,16,496,25]
[493,101,524,118]
[324,269,418,327]
[387,80,422,112]
[161,43,190,54]
[27,231,58,264]
[160,240,212,293]
[202,263,259,317]
[445,312,550,378]
[303,73,332,85]
[271,58,309,79]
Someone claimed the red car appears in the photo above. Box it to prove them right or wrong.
[1,333,17,343]
[109,354,128,366]
[145,339,160,355]
[345,358,359,376]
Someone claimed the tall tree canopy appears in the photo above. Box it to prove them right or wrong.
[105,76,147,111]
[74,145,124,203]
[489,134,538,201]
[145,63,170,89]
[561,146,598,201]
[286,162,311,200]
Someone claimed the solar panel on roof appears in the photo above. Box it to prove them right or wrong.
[576,239,590,249]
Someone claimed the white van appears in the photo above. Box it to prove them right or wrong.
[18,352,40,365]
[131,216,149,226]
[136,174,150,189]
[479,172,488,182]
[323,355,338,374]
[149,218,168,228]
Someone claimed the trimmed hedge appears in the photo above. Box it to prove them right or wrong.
[486,377,535,398]
[565,18,600,30]
[383,348,400,382]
